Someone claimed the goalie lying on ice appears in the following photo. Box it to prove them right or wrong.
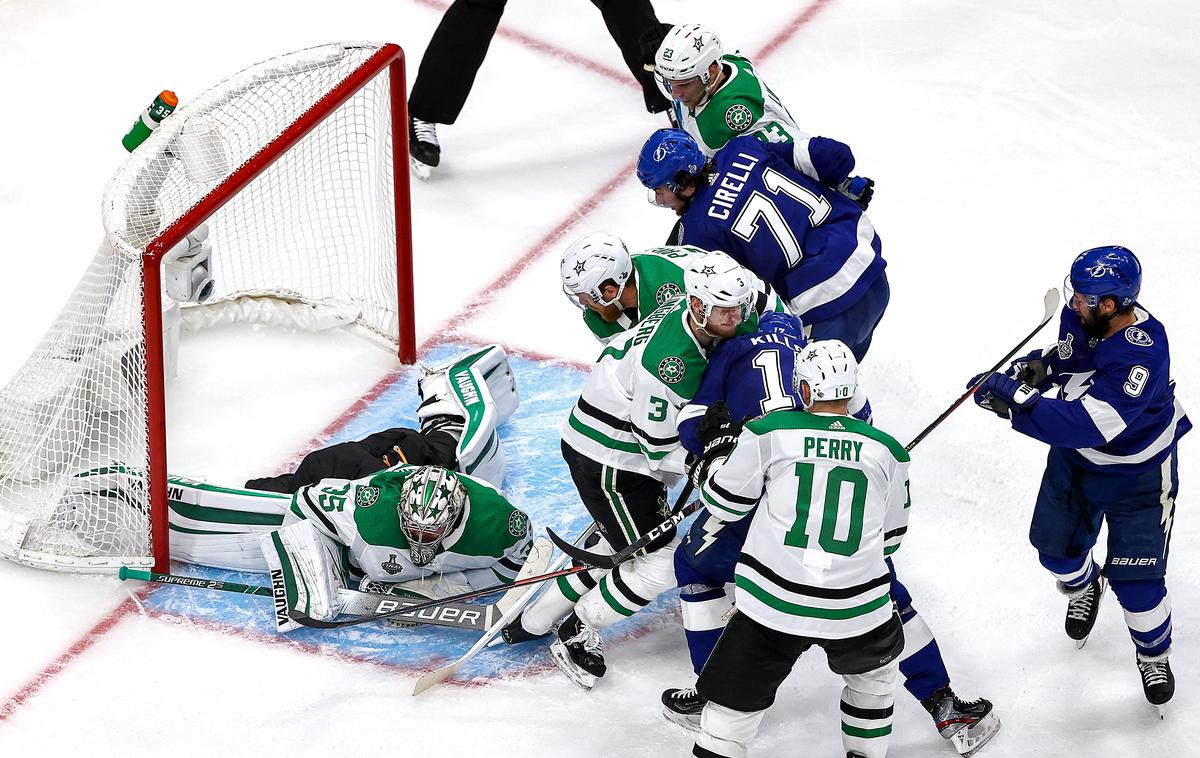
[156,464,534,632]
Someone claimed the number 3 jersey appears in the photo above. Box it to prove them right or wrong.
[679,135,885,325]
[1013,305,1191,473]
[289,466,533,585]
[700,411,910,638]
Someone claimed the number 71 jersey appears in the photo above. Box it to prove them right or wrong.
[701,411,910,638]
[680,135,886,325]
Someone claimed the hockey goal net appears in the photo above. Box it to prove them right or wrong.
[0,42,414,572]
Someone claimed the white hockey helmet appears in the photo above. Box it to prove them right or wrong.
[796,340,858,405]
[560,232,633,309]
[683,251,755,328]
[398,466,467,566]
[654,24,724,93]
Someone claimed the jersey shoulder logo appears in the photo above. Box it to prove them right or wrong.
[655,282,682,305]
[355,485,380,509]
[1057,332,1075,360]
[725,103,753,132]
[1124,326,1154,347]
[381,554,404,574]
[658,356,686,384]
[508,509,530,538]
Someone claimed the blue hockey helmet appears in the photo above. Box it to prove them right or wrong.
[1067,246,1141,309]
[758,311,807,344]
[637,128,704,192]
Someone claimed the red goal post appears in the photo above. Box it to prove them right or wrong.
[0,43,415,573]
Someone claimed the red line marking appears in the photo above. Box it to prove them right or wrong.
[411,0,634,87]
[0,0,834,716]
[0,588,149,724]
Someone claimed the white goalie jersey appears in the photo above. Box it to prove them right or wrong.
[701,410,911,639]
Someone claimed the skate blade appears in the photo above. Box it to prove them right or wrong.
[662,707,701,733]
[1154,704,1167,720]
[952,713,1001,757]
[549,640,597,691]
[1074,635,1089,650]
[409,156,432,181]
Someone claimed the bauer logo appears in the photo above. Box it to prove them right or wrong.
[1110,556,1158,566]
[725,104,753,132]
[1124,326,1154,347]
[508,509,530,537]
[355,485,380,509]
[658,356,686,384]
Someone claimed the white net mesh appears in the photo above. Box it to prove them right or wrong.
[0,43,403,571]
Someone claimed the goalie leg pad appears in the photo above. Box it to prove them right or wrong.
[259,520,347,633]
[160,475,290,571]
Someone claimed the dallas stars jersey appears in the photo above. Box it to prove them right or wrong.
[673,54,799,156]
[700,411,910,638]
[582,245,783,343]
[289,466,533,586]
[563,297,711,482]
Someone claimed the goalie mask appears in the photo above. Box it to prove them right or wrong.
[560,232,633,309]
[796,339,858,405]
[684,251,754,332]
[398,466,466,566]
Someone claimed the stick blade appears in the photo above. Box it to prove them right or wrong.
[1042,287,1061,322]
[413,662,459,696]
[545,527,616,569]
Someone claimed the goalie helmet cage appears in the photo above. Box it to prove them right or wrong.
[0,42,415,573]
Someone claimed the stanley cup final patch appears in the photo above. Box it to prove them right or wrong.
[658,356,686,384]
[725,104,753,132]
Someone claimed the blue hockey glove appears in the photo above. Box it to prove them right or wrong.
[1006,348,1052,389]
[969,372,1041,419]
[688,402,743,489]
[838,176,875,211]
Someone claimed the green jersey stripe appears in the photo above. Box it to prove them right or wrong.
[567,410,641,454]
[735,575,891,619]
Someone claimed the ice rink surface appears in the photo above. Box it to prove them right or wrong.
[1,1,1197,756]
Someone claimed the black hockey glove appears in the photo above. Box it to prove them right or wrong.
[638,22,676,71]
[1006,348,1052,389]
[838,176,875,211]
[687,402,743,490]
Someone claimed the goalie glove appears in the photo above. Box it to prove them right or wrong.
[968,372,1041,419]
[687,402,743,490]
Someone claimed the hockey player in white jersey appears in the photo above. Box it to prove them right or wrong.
[689,341,908,758]
[503,252,758,689]
[559,231,783,344]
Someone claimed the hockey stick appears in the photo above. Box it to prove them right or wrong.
[903,287,1060,452]
[119,567,498,632]
[285,535,589,629]
[411,534,572,695]
[543,481,697,570]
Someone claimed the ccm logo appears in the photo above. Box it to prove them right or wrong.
[1111,557,1158,566]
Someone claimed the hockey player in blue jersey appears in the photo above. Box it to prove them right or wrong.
[665,312,1000,756]
[636,128,888,361]
[970,246,1189,715]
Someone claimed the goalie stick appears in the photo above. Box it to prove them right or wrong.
[284,536,584,629]
[119,566,499,632]
[551,289,1061,571]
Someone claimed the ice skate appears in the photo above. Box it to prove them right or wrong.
[1058,575,1107,648]
[921,686,1001,756]
[408,116,440,180]
[500,613,550,644]
[549,612,605,690]
[1136,650,1174,718]
[661,686,706,732]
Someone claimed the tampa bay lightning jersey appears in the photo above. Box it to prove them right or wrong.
[679,328,808,456]
[678,135,886,323]
[1013,306,1191,472]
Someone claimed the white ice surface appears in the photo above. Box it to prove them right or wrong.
[1,0,1197,756]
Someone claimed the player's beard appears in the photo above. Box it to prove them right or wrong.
[1079,307,1115,340]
